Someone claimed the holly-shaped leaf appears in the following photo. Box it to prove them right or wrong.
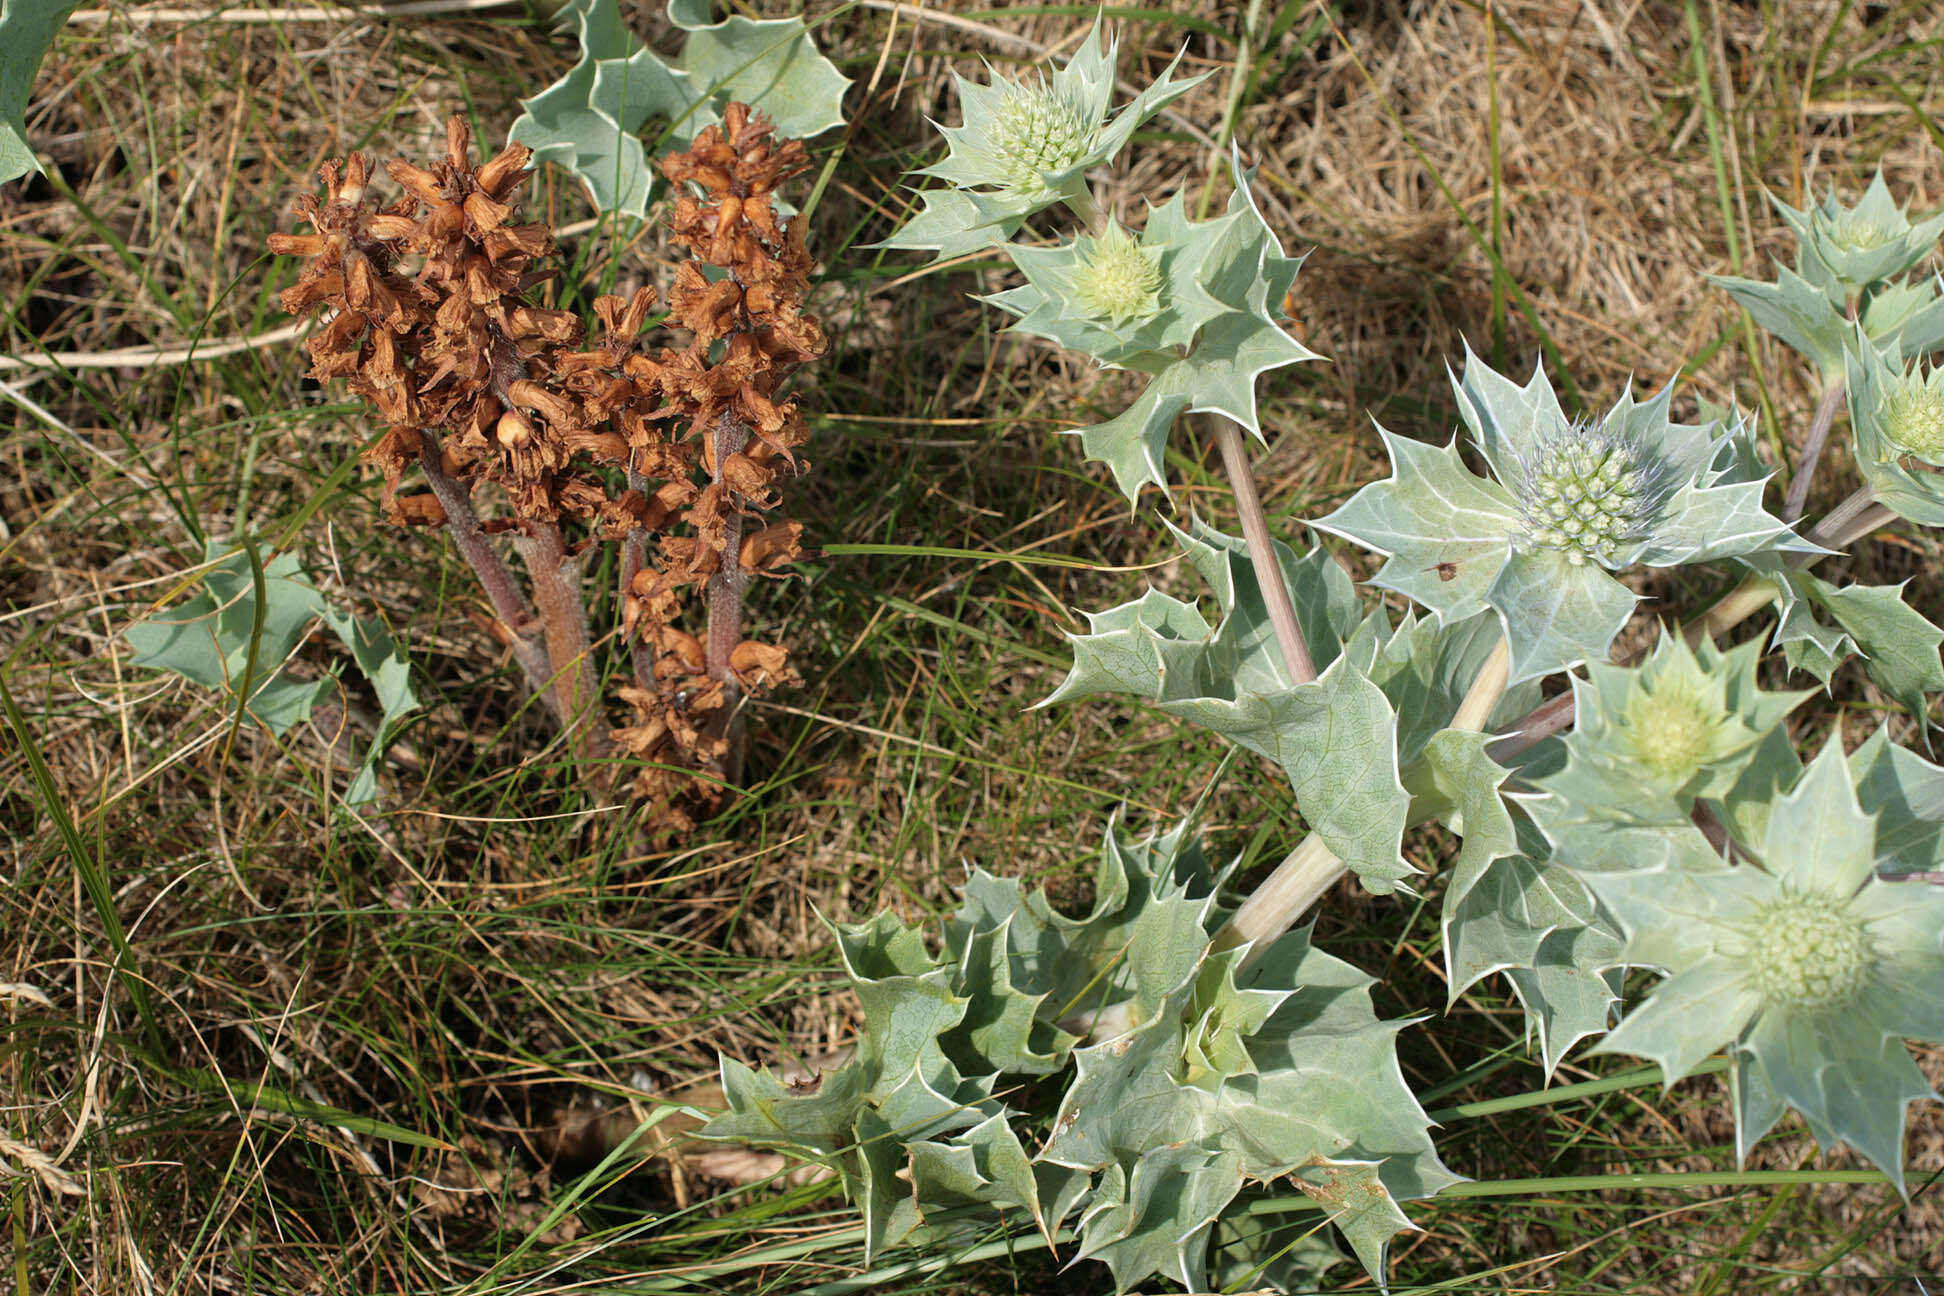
[509,0,849,219]
[1048,520,1413,891]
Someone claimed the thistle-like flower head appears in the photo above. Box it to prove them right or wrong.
[1316,350,1809,682]
[1845,336,1944,526]
[1576,736,1944,1193]
[1513,419,1674,567]
[1071,220,1164,325]
[879,23,1206,259]
[1772,170,1944,292]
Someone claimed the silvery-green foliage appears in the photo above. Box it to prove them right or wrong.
[1711,176,1944,380]
[880,25,1204,260]
[1045,519,1524,893]
[987,183,1321,501]
[698,818,1456,1292]
[1753,554,1944,730]
[1574,738,1944,1191]
[508,0,849,218]
[1316,352,1808,683]
[125,542,418,805]
[1774,171,1944,294]
[1845,336,1944,526]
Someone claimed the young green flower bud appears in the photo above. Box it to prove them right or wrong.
[1621,678,1727,781]
[1072,222,1163,325]
[1741,890,1871,1011]
[1516,425,1665,567]
[1878,368,1944,465]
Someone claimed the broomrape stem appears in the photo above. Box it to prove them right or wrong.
[621,464,656,693]
[417,432,559,718]
[1212,414,1317,684]
[515,521,608,762]
[705,409,753,784]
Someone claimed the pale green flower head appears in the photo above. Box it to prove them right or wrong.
[1774,170,1944,292]
[1846,336,1944,526]
[1579,737,1944,1193]
[989,180,1320,503]
[1317,350,1810,683]
[878,23,1206,260]
[1541,634,1810,818]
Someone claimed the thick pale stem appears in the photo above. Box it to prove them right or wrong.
[417,433,558,718]
[1212,415,1316,684]
[705,410,752,783]
[1062,184,1105,234]
[1449,637,1510,734]
[516,521,608,761]
[1783,381,1847,523]
[1214,833,1342,961]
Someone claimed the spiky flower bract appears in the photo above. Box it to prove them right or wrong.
[1772,170,1944,293]
[1533,634,1810,827]
[988,179,1320,502]
[1848,338,1944,526]
[878,23,1205,259]
[1577,738,1944,1191]
[1315,349,1808,683]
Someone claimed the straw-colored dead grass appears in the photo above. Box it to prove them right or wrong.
[3,0,1941,1290]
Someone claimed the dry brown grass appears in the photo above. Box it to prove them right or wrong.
[3,0,1942,1291]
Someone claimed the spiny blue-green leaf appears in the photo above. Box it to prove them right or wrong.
[1290,1158,1419,1284]
[1440,809,1622,1072]
[882,23,1205,258]
[0,1,77,184]
[1712,266,1853,379]
[1072,1144,1242,1293]
[1207,1208,1349,1293]
[1041,923,1456,1290]
[1849,727,1944,876]
[127,542,332,737]
[1579,737,1944,1191]
[508,0,848,219]
[1047,521,1411,890]
[1845,337,1944,526]
[706,1055,870,1161]
[318,605,420,806]
[906,1108,1047,1239]
[947,814,1219,1029]
[1487,548,1639,685]
[1748,548,1944,731]
[1364,610,1541,768]
[1407,729,1517,918]
[1808,578,1944,729]
[943,922,1072,1078]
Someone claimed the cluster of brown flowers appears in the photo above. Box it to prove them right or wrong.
[271,108,820,820]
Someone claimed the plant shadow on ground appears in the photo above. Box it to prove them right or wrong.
[2,0,1941,1291]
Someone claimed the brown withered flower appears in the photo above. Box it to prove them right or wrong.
[272,107,821,818]
[611,103,821,803]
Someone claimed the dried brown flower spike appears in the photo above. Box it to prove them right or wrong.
[270,108,823,819]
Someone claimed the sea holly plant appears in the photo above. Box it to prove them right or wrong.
[700,25,1944,1295]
